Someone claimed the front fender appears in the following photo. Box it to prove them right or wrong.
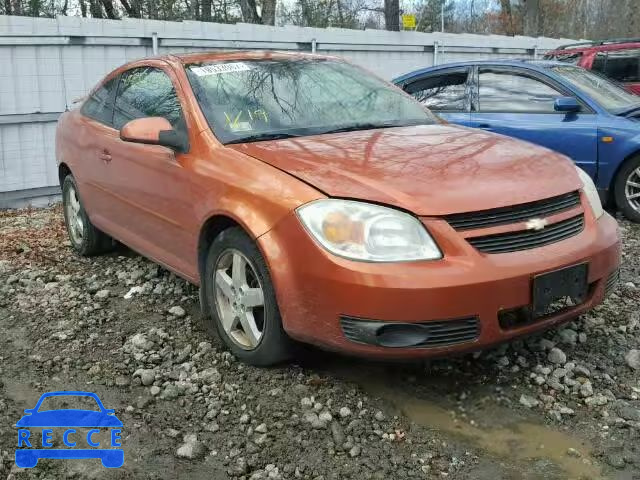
[188,136,323,287]
[192,153,323,241]
[597,124,640,189]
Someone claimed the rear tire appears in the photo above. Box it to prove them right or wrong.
[62,174,114,256]
[614,155,640,223]
[203,227,293,366]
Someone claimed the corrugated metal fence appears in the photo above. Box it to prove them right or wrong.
[0,15,577,207]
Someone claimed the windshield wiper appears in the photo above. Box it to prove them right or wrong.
[318,122,409,135]
[225,132,303,144]
[224,121,430,144]
[317,120,432,136]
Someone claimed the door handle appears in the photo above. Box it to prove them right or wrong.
[477,124,492,129]
[99,149,112,163]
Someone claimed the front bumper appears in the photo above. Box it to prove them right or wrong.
[258,210,621,359]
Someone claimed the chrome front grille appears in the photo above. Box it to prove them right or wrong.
[467,214,585,254]
[445,191,581,231]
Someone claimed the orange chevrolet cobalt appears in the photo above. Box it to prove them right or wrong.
[56,51,621,365]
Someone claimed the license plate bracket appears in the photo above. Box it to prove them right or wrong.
[532,263,588,317]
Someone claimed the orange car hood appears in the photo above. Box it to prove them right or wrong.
[229,124,581,216]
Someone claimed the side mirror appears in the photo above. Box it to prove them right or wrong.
[120,117,189,153]
[554,97,581,113]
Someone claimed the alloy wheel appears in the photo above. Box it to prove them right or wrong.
[214,249,265,350]
[65,184,84,245]
[626,167,640,213]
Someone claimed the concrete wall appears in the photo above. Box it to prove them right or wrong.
[0,15,578,207]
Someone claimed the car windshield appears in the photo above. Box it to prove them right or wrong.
[551,65,640,112]
[185,58,436,144]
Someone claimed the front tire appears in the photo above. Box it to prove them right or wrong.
[614,155,640,223]
[62,174,114,256]
[203,227,293,366]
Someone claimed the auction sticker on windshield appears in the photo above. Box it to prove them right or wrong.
[190,62,252,76]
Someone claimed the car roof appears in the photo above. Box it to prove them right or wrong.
[126,50,341,68]
[393,59,565,83]
[105,50,344,80]
[172,50,339,63]
[547,40,640,55]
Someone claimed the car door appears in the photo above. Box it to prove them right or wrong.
[469,66,599,178]
[74,76,121,225]
[401,67,472,126]
[105,65,198,279]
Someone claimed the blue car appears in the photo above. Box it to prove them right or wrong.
[15,391,123,468]
[394,60,640,222]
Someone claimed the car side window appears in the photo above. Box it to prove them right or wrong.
[601,49,640,83]
[81,77,118,126]
[404,70,470,112]
[113,67,185,131]
[478,69,562,113]
[591,53,607,74]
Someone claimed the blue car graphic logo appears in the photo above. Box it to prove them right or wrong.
[15,391,123,468]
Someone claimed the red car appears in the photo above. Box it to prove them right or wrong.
[55,52,621,366]
[544,38,640,94]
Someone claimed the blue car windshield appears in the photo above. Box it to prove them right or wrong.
[185,58,436,144]
[551,65,640,112]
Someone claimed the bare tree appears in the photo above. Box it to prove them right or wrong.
[10,0,21,15]
[239,0,260,22]
[262,0,276,25]
[201,0,212,20]
[499,0,515,35]
[30,0,41,16]
[101,0,118,18]
[522,0,540,36]
[2,0,638,40]
[89,0,103,17]
[279,0,371,29]
[120,0,140,17]
[238,0,276,25]
[384,0,399,31]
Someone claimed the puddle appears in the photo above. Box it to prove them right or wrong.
[317,359,603,480]
[395,390,600,479]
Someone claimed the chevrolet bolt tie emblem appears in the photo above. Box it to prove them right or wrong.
[525,218,548,231]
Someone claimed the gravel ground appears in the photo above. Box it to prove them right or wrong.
[0,205,639,480]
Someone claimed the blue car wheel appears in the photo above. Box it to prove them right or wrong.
[614,154,640,223]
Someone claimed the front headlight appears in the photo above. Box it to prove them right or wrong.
[296,199,442,262]
[575,166,604,219]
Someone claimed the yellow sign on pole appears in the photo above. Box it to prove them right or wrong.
[402,14,416,29]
